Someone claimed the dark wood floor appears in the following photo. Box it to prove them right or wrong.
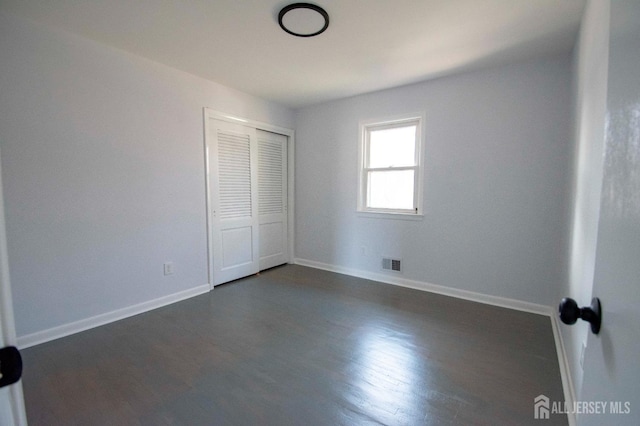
[21,265,567,425]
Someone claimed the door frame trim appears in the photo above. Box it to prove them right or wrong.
[203,108,295,289]
[0,147,28,425]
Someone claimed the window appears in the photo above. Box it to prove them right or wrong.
[358,114,424,216]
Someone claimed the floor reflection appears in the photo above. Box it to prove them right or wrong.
[348,323,427,423]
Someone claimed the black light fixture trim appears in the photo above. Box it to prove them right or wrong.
[278,3,329,37]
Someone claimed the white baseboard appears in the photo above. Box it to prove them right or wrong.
[17,284,210,349]
[293,258,551,316]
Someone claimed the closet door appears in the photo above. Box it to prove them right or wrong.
[257,130,288,270]
[210,119,259,285]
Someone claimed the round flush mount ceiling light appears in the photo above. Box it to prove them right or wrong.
[278,3,329,37]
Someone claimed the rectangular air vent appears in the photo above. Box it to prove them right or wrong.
[382,257,402,273]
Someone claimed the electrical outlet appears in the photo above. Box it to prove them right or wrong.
[580,341,586,369]
[164,262,174,276]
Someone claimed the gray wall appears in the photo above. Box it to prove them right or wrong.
[295,56,573,306]
[0,12,294,337]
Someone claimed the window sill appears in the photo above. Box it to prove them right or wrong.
[356,211,424,221]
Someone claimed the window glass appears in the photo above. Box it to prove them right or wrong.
[368,125,416,168]
[367,170,415,210]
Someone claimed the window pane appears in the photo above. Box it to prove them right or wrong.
[369,125,416,168]
[368,170,414,210]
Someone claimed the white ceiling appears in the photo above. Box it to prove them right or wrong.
[1,0,586,108]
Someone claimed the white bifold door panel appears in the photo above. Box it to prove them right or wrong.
[207,117,289,286]
[210,119,260,285]
[257,130,288,270]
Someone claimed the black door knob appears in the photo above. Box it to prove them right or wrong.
[558,297,602,335]
[0,346,22,388]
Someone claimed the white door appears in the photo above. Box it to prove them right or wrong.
[0,149,28,426]
[209,119,260,285]
[257,130,288,270]
[579,1,639,423]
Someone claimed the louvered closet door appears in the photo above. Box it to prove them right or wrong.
[257,130,288,270]
[210,119,259,285]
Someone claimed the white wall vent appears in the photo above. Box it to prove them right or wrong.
[382,257,402,273]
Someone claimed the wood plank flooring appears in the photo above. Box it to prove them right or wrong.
[20,265,567,425]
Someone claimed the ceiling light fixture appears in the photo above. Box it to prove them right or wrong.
[278,3,329,38]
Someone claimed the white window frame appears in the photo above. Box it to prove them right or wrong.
[357,113,425,218]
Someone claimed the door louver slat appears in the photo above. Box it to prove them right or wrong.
[258,138,283,215]
[218,130,252,219]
